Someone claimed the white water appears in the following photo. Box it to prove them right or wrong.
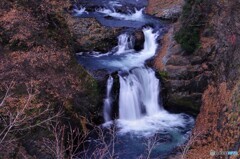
[117,111,194,136]
[97,8,145,21]
[107,28,159,71]
[77,27,193,136]
[73,6,88,16]
[115,33,134,54]
[98,28,194,136]
[103,76,114,122]
[77,28,159,71]
[119,68,161,120]
[108,1,122,7]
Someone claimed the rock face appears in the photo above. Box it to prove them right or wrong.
[146,0,184,20]
[186,0,240,158]
[65,16,121,53]
[154,26,213,115]
[148,0,240,158]
[147,0,212,116]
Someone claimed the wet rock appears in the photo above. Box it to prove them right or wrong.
[134,30,144,51]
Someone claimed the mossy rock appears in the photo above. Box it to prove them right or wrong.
[165,93,202,116]
[174,0,211,54]
[174,27,200,53]
[158,71,169,80]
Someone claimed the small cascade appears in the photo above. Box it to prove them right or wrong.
[103,76,114,122]
[96,8,145,21]
[73,6,88,16]
[115,33,134,54]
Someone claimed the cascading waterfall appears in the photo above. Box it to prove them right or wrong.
[78,27,193,132]
[102,27,161,122]
[96,28,193,137]
[103,76,114,122]
[119,68,161,120]
[77,28,158,71]
[76,2,195,157]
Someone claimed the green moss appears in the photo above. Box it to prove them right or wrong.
[175,27,200,53]
[158,71,169,80]
[174,0,210,54]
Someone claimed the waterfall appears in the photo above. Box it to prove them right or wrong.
[101,28,162,121]
[103,76,114,122]
[119,73,142,120]
[76,1,195,156]
[119,67,161,120]
[115,33,134,54]
[78,27,193,135]
[77,28,159,72]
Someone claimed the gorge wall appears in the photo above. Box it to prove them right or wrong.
[0,0,118,157]
[147,0,240,158]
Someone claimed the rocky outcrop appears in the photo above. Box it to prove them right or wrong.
[65,15,121,53]
[146,0,184,20]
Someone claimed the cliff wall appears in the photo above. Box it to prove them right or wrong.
[147,0,240,158]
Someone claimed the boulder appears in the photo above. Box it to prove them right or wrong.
[65,16,121,53]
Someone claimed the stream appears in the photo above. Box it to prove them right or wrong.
[75,0,194,158]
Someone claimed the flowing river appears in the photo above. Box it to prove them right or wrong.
[75,0,194,158]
